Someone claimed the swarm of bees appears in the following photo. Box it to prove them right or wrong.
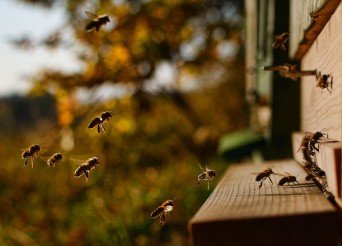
[150,199,175,226]
[88,111,113,133]
[196,165,217,190]
[297,131,332,181]
[74,157,100,182]
[85,11,110,32]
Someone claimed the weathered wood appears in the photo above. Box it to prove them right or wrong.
[189,160,339,246]
[289,0,340,60]
[300,2,342,140]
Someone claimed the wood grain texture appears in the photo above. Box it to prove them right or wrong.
[290,0,340,60]
[301,2,342,140]
[189,160,339,246]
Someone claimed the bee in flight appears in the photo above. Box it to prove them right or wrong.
[278,172,299,186]
[272,32,289,51]
[254,167,277,188]
[196,165,217,190]
[74,157,100,182]
[46,152,63,167]
[22,144,41,168]
[150,198,175,225]
[88,111,113,133]
[85,11,110,32]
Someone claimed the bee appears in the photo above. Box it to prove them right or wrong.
[305,173,314,181]
[255,167,276,188]
[297,133,316,165]
[196,166,217,191]
[21,144,41,167]
[299,131,326,157]
[278,173,299,186]
[316,72,332,94]
[74,157,100,182]
[272,32,289,51]
[307,131,327,153]
[311,165,326,178]
[88,111,113,133]
[150,199,175,225]
[85,11,110,32]
[46,152,63,167]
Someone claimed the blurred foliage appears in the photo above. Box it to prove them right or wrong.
[2,0,248,245]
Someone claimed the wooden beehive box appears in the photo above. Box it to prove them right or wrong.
[189,1,342,245]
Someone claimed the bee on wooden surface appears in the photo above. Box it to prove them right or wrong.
[85,11,110,32]
[308,131,327,153]
[196,165,217,190]
[311,165,326,178]
[22,144,41,167]
[150,199,175,225]
[272,32,289,51]
[316,72,332,94]
[46,152,63,167]
[297,133,316,165]
[74,157,100,182]
[278,173,299,186]
[88,111,113,133]
[305,173,314,181]
[255,167,276,188]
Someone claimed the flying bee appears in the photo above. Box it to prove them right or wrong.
[316,72,332,94]
[74,157,100,182]
[278,173,299,186]
[100,111,112,123]
[254,167,277,188]
[88,110,113,133]
[46,152,63,167]
[272,32,289,51]
[21,144,41,168]
[150,198,175,225]
[196,165,217,191]
[85,11,110,32]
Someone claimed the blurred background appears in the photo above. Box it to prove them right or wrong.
[0,0,248,245]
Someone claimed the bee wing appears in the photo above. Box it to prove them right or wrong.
[85,11,98,20]
[39,148,49,154]
[198,163,205,171]
[304,132,314,138]
[275,172,287,177]
[39,156,51,161]
[70,158,87,165]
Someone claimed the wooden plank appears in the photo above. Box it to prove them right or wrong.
[300,2,342,140]
[189,160,339,246]
[289,0,340,60]
[292,132,342,202]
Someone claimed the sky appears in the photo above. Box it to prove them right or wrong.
[0,0,81,97]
